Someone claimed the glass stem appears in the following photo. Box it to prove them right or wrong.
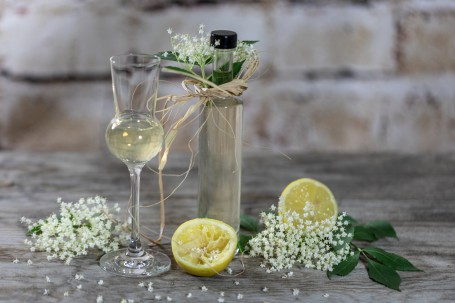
[127,166,144,257]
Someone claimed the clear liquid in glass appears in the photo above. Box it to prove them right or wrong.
[106,111,164,166]
[198,97,242,233]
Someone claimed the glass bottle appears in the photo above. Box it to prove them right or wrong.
[198,30,242,233]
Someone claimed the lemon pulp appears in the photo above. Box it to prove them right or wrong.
[171,218,237,277]
[280,178,338,223]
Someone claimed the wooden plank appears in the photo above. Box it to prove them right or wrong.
[1,152,454,302]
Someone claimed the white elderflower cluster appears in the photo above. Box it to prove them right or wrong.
[234,41,258,63]
[168,24,213,68]
[166,25,258,73]
[21,196,128,264]
[248,200,352,272]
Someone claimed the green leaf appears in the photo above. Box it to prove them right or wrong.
[365,220,398,240]
[205,56,213,65]
[27,224,42,236]
[233,60,245,78]
[240,213,259,233]
[327,250,360,279]
[363,247,421,272]
[241,40,259,45]
[156,51,210,67]
[237,234,253,253]
[344,214,359,226]
[354,225,378,242]
[333,223,354,251]
[155,51,180,62]
[162,66,195,77]
[366,259,401,291]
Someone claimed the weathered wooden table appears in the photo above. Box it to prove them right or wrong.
[1,152,454,302]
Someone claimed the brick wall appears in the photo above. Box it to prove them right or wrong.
[1,0,454,152]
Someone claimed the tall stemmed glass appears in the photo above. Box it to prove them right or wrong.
[99,54,170,277]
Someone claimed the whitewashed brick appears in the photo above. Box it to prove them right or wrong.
[2,74,455,153]
[0,0,175,77]
[0,77,111,150]
[243,79,383,152]
[401,0,455,11]
[271,3,395,74]
[380,75,455,152]
[0,1,269,77]
[243,74,455,152]
[397,8,455,73]
[1,0,455,153]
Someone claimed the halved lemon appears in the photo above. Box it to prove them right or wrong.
[280,178,338,223]
[171,218,237,277]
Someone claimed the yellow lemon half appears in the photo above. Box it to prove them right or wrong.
[280,178,338,223]
[171,218,237,277]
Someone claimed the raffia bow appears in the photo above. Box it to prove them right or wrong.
[178,78,248,103]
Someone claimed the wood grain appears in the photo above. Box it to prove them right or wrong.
[1,152,454,302]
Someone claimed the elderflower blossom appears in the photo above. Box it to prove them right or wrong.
[234,40,258,63]
[147,282,154,293]
[75,273,84,280]
[21,196,129,264]
[168,24,213,68]
[248,199,352,272]
[165,24,258,78]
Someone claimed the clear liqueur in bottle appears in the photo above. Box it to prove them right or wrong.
[198,30,243,233]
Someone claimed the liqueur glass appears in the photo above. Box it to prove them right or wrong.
[99,54,170,277]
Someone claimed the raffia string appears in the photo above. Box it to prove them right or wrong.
[146,58,259,245]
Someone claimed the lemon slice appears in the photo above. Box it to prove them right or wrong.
[280,178,338,223]
[171,218,237,277]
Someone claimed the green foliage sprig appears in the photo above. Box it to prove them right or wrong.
[239,213,421,291]
[154,25,258,86]
[21,196,129,265]
[327,215,421,291]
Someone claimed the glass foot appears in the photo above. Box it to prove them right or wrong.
[99,248,171,277]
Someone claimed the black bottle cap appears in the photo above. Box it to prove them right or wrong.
[210,30,237,49]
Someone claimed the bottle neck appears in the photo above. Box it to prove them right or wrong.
[212,48,234,85]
